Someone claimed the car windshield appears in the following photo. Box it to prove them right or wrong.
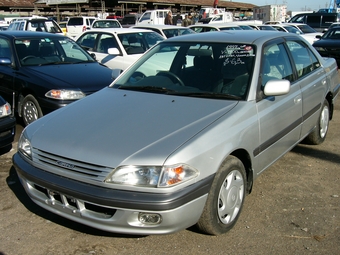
[163,28,195,38]
[259,26,276,31]
[296,25,317,33]
[117,32,164,55]
[92,20,121,28]
[284,26,301,34]
[219,26,242,31]
[321,28,340,39]
[28,20,62,33]
[112,42,256,100]
[15,37,95,66]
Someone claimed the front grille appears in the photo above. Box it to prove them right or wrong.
[32,148,113,182]
[33,183,116,218]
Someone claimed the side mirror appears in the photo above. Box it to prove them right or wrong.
[90,53,96,60]
[264,79,290,96]
[0,57,12,65]
[107,47,120,55]
[316,35,322,39]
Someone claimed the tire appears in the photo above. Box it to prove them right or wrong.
[21,94,43,126]
[196,156,246,235]
[304,99,330,145]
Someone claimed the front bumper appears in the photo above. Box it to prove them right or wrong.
[0,115,16,149]
[13,153,213,235]
[37,96,70,116]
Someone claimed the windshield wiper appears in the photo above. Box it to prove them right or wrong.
[39,60,96,66]
[167,92,242,100]
[73,60,96,64]
[117,85,175,93]
[116,86,241,99]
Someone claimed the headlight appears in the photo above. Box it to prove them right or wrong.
[314,47,325,52]
[105,164,199,188]
[18,133,32,160]
[45,90,86,100]
[0,102,11,118]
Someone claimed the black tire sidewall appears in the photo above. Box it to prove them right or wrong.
[304,99,329,145]
[197,156,246,235]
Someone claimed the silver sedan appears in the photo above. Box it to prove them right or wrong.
[13,30,340,235]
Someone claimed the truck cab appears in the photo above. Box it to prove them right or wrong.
[137,10,171,25]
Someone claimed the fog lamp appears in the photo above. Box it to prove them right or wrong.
[138,213,162,225]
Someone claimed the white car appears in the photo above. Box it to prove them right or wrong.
[188,23,242,33]
[66,16,97,39]
[271,24,302,34]
[91,19,122,29]
[282,23,322,45]
[76,28,164,70]
[131,24,195,38]
[7,18,63,34]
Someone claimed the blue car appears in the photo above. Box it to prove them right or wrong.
[0,31,113,126]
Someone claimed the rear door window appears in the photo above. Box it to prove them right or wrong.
[68,18,83,26]
[322,15,336,27]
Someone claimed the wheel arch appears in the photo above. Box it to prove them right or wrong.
[17,87,36,117]
[229,149,253,194]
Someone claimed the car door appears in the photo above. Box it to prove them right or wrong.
[0,37,15,104]
[285,39,327,138]
[255,40,303,172]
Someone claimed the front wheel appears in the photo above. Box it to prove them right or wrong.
[304,99,330,145]
[21,94,43,126]
[197,156,246,235]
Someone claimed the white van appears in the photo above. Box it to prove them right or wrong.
[7,17,63,34]
[66,16,97,39]
[137,10,171,25]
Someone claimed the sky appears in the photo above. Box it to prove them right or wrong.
[232,0,335,12]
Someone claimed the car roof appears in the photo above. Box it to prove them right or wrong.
[133,24,184,29]
[164,30,294,44]
[326,26,340,31]
[93,19,119,22]
[189,23,240,28]
[0,30,65,39]
[87,28,156,34]
[284,23,309,26]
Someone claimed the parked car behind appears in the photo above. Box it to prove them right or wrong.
[76,28,164,70]
[13,31,340,236]
[288,12,340,32]
[0,95,15,153]
[248,24,277,31]
[270,24,320,45]
[7,18,63,34]
[58,21,67,35]
[188,23,242,33]
[282,23,322,45]
[121,13,141,28]
[0,31,113,126]
[91,19,122,29]
[66,16,96,39]
[132,24,195,38]
[271,24,302,34]
[313,26,340,66]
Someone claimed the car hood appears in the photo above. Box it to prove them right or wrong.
[313,38,340,47]
[24,63,113,92]
[28,87,238,167]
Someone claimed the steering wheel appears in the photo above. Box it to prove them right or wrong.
[21,55,36,62]
[156,71,185,86]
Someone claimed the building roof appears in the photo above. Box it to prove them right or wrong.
[1,0,257,10]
